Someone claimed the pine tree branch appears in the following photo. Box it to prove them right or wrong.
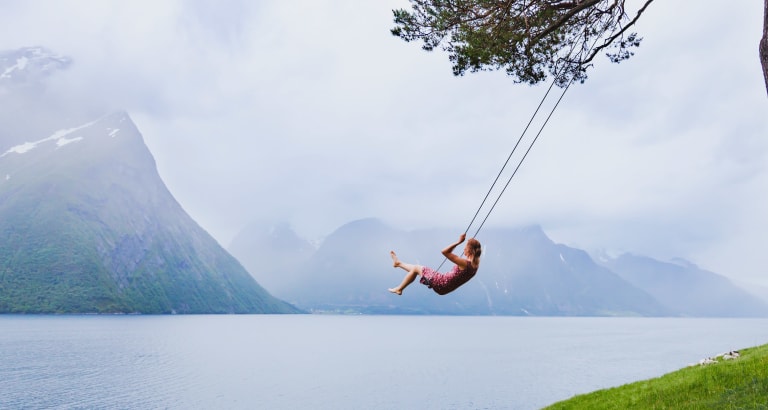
[533,0,603,42]
[583,0,654,65]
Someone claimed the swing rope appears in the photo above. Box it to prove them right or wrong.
[433,77,571,272]
[433,32,609,272]
[460,78,560,238]
[465,31,612,240]
[469,75,574,239]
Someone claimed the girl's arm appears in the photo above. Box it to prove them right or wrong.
[441,234,468,269]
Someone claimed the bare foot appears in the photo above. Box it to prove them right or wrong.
[388,288,402,295]
[390,251,400,268]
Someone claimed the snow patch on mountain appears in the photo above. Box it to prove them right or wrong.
[0,119,97,158]
[57,136,83,147]
[0,56,29,78]
[4,142,36,155]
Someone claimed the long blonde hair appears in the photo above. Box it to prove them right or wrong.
[467,238,481,268]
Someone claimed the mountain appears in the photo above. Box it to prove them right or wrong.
[0,111,301,313]
[596,254,768,317]
[230,218,671,316]
[0,46,300,313]
[0,111,300,313]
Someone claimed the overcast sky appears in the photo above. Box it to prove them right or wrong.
[1,1,766,286]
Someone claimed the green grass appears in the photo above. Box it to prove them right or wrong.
[545,344,768,409]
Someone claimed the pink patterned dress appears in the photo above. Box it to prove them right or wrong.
[419,261,478,295]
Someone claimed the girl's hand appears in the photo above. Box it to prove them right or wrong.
[458,233,466,243]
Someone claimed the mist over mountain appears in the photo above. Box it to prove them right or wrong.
[229,218,768,316]
[1,46,70,88]
[228,221,315,296]
[0,47,299,314]
[234,218,759,316]
[0,47,88,144]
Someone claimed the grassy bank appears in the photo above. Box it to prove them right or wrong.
[545,343,768,409]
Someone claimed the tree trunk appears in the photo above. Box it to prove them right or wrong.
[762,0,768,97]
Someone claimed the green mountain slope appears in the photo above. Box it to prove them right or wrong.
[0,112,300,314]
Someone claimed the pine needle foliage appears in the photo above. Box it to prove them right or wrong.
[391,0,654,86]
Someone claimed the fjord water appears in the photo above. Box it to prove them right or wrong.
[2,315,767,409]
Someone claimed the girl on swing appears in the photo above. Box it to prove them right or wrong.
[388,233,481,295]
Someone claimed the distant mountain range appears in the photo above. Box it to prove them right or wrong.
[229,218,768,317]
[596,254,768,317]
[0,47,299,314]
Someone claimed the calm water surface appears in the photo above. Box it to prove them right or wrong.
[1,315,767,409]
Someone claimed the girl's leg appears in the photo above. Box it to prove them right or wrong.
[390,251,419,272]
[389,251,421,295]
[388,269,418,295]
